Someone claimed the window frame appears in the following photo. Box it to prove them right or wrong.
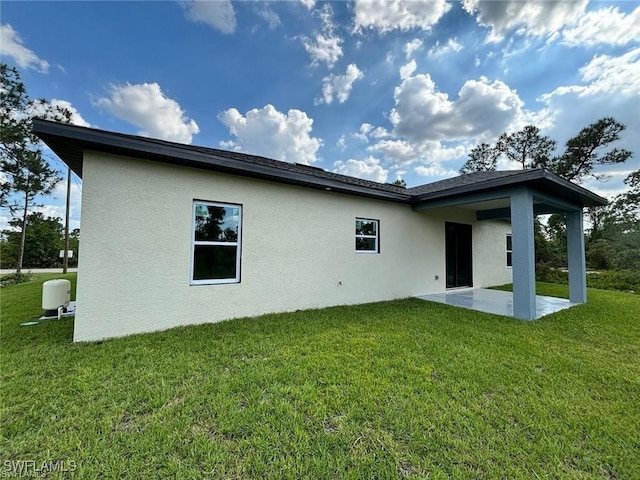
[190,200,242,285]
[506,233,513,268]
[355,217,380,254]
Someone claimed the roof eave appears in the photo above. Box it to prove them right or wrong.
[33,119,411,204]
[411,169,607,208]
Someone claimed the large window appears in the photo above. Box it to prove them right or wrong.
[506,234,513,267]
[355,218,379,253]
[191,201,242,285]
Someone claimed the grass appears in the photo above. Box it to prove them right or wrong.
[1,275,639,479]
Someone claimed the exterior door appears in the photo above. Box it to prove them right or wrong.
[445,222,473,288]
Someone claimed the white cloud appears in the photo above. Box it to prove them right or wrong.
[0,24,49,72]
[369,138,468,168]
[563,5,640,47]
[428,38,463,57]
[300,0,316,10]
[578,48,640,96]
[336,134,347,151]
[399,60,417,80]
[542,48,640,100]
[414,163,458,178]
[96,83,200,144]
[258,6,281,30]
[50,100,90,127]
[29,99,90,127]
[302,33,343,68]
[301,4,343,68]
[371,127,389,139]
[218,104,322,164]
[354,0,452,34]
[352,123,389,143]
[317,64,363,104]
[354,123,373,142]
[333,156,388,183]
[403,38,423,59]
[368,139,421,166]
[363,71,533,173]
[463,0,587,41]
[318,3,337,33]
[389,73,526,143]
[181,0,236,34]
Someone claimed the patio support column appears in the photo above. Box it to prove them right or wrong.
[510,187,536,320]
[566,209,587,304]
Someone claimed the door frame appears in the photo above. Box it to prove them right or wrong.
[445,221,473,289]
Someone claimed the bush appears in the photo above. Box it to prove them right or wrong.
[0,272,34,287]
[536,263,567,284]
[587,270,640,293]
[536,265,638,294]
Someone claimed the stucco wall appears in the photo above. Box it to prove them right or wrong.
[75,152,512,341]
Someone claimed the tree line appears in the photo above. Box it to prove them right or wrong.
[0,214,79,269]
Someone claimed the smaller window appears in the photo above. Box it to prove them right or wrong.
[355,218,379,253]
[506,234,513,267]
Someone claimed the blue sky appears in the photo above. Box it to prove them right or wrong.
[1,0,639,231]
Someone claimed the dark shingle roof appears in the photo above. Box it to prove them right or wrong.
[32,120,607,208]
[407,170,528,196]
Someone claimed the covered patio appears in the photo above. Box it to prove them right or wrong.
[409,170,607,320]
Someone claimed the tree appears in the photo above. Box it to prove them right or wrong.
[460,119,631,182]
[611,169,640,222]
[1,213,63,269]
[0,63,70,273]
[459,143,498,174]
[496,125,556,170]
[584,169,640,271]
[392,178,407,187]
[67,228,80,267]
[550,118,632,183]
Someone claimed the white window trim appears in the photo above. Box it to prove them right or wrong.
[190,200,242,285]
[506,233,513,268]
[355,217,379,254]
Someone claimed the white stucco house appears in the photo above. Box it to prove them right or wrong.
[33,120,606,342]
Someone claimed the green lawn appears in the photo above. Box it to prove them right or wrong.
[1,275,639,479]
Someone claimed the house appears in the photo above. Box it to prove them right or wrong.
[33,120,607,342]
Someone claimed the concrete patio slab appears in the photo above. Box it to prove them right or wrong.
[416,288,578,319]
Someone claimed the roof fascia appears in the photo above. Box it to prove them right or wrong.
[411,170,607,210]
[411,189,515,212]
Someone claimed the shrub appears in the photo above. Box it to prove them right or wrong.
[0,272,34,287]
[536,265,638,294]
[586,270,640,293]
[536,263,567,284]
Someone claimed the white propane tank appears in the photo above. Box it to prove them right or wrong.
[42,279,71,310]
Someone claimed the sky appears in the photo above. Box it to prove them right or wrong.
[1,0,639,232]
